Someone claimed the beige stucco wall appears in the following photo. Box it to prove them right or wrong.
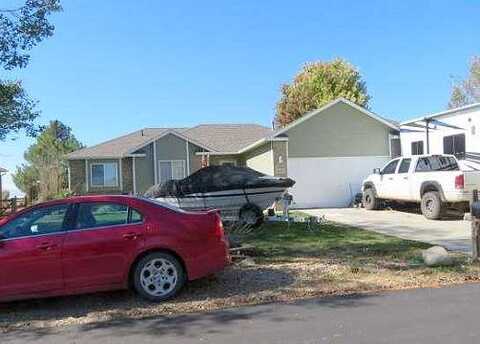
[244,143,274,175]
[286,102,392,158]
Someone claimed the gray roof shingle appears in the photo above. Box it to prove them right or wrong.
[183,124,272,152]
[66,124,272,159]
[67,128,182,159]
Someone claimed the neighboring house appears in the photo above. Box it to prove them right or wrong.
[400,103,480,170]
[67,98,399,208]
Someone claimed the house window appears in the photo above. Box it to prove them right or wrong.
[159,160,186,183]
[411,141,424,155]
[443,134,465,159]
[91,163,118,187]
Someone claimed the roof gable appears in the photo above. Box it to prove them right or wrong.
[273,98,399,137]
[67,128,180,159]
[67,124,273,159]
[400,102,480,126]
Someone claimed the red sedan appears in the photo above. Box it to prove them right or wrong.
[0,195,230,303]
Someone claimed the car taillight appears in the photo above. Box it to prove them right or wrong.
[455,174,465,189]
[214,213,225,239]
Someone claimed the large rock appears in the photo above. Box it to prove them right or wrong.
[422,246,453,266]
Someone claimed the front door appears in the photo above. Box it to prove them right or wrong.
[63,202,145,289]
[0,204,70,299]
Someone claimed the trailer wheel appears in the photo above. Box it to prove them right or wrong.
[239,204,264,228]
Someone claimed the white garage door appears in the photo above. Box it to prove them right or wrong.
[288,156,390,209]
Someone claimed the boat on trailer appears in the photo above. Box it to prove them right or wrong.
[144,166,295,226]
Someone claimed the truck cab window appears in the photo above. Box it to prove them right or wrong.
[382,160,399,174]
[398,158,411,173]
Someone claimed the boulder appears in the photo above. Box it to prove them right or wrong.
[422,246,453,266]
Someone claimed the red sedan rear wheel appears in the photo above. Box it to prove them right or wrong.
[133,252,186,302]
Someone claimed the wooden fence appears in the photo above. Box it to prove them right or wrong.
[0,197,28,217]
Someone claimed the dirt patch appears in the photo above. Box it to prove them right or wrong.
[2,257,480,333]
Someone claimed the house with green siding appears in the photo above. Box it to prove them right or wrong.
[67,98,399,208]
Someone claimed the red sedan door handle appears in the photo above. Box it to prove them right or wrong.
[36,242,56,250]
[123,233,141,240]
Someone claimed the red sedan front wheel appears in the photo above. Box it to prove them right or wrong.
[133,252,186,302]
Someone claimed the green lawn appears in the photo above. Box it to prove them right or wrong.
[242,221,431,262]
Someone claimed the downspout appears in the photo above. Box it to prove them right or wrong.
[119,158,123,192]
[132,157,136,195]
[85,159,89,193]
[153,142,158,184]
[185,139,190,175]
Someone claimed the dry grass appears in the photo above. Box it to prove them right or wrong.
[1,221,479,333]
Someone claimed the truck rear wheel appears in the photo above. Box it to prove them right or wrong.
[363,188,381,210]
[421,191,444,220]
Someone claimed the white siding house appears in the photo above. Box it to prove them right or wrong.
[400,103,480,170]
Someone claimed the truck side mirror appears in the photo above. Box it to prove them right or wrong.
[373,168,381,175]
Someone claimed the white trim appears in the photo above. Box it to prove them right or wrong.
[185,139,190,175]
[238,138,268,154]
[153,141,158,184]
[388,134,392,158]
[85,159,89,192]
[119,159,123,191]
[274,98,399,138]
[400,102,480,126]
[288,155,391,160]
[90,162,119,188]
[67,154,145,160]
[132,157,137,195]
[126,129,214,156]
[158,160,186,183]
[195,151,240,156]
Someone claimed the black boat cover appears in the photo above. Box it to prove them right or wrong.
[144,165,295,198]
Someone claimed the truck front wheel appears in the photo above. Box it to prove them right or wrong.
[363,188,382,210]
[421,191,444,220]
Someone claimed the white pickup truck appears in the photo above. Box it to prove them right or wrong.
[362,154,480,219]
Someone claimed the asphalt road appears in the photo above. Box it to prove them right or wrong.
[3,284,480,344]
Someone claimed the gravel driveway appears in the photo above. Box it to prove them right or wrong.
[304,208,471,252]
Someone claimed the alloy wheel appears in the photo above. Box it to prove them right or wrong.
[140,258,178,297]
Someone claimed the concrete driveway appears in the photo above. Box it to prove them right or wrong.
[304,208,471,252]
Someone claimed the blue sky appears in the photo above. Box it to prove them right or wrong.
[1,0,478,195]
